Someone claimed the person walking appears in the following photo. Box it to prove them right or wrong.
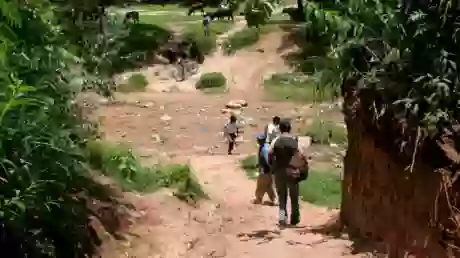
[253,133,276,205]
[265,116,281,144]
[202,13,211,36]
[223,115,239,155]
[268,119,309,227]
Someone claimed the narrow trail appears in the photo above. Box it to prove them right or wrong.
[96,19,367,258]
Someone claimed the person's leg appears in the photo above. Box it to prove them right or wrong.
[227,133,235,154]
[288,179,300,225]
[274,173,288,226]
[254,173,267,204]
[266,174,276,204]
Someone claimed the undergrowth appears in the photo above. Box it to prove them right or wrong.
[299,169,342,209]
[85,140,206,201]
[301,119,347,145]
[264,73,338,103]
[117,73,149,92]
[222,26,274,55]
[241,155,259,179]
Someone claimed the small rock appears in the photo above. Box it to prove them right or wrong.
[151,134,161,143]
[160,114,172,121]
[226,99,248,109]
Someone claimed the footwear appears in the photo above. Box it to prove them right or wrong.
[252,199,262,205]
[290,212,300,226]
[278,220,287,228]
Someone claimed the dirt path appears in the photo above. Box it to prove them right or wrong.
[96,20,366,258]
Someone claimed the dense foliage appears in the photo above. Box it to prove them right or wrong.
[0,0,114,257]
[300,0,460,135]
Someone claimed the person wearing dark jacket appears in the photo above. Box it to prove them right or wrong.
[268,119,308,227]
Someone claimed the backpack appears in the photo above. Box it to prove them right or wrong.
[270,135,309,182]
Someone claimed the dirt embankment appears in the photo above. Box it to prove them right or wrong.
[341,79,460,257]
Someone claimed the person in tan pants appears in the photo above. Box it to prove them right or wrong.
[253,133,276,205]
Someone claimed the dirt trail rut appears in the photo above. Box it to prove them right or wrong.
[97,20,366,257]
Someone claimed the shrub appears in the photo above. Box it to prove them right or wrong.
[195,72,227,90]
[181,26,217,55]
[222,27,260,54]
[302,119,347,145]
[118,73,149,92]
[85,140,205,200]
[0,3,117,257]
[264,73,339,103]
[240,155,258,179]
[299,169,342,209]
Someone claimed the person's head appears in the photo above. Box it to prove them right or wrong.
[229,114,237,123]
[278,118,291,133]
[256,133,266,146]
[272,116,281,125]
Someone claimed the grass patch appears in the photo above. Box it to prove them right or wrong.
[195,72,226,90]
[299,169,342,209]
[223,27,260,54]
[185,20,233,36]
[181,25,217,55]
[85,140,205,201]
[118,73,148,92]
[140,13,201,28]
[301,119,347,145]
[240,155,258,179]
[222,25,275,54]
[264,73,338,103]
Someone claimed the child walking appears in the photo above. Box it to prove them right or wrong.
[253,133,276,205]
[223,115,239,155]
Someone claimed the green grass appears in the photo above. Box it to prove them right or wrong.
[117,73,148,92]
[85,140,206,201]
[301,119,347,146]
[264,73,339,103]
[222,25,276,55]
[140,13,202,27]
[241,155,259,179]
[185,20,233,36]
[195,72,227,92]
[299,169,342,209]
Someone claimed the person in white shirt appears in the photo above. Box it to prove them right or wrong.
[223,115,239,155]
[265,116,281,144]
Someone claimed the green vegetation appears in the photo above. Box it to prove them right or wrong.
[85,140,205,200]
[223,27,260,54]
[302,119,347,145]
[195,72,227,91]
[294,0,460,137]
[140,13,202,28]
[0,1,118,256]
[118,73,149,92]
[241,155,259,179]
[182,26,217,55]
[0,1,204,256]
[264,73,338,102]
[299,169,342,209]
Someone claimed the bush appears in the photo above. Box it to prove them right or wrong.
[195,72,227,90]
[299,169,342,209]
[113,23,173,72]
[264,73,339,103]
[118,73,149,92]
[0,3,117,257]
[301,119,347,145]
[223,27,260,54]
[85,140,206,200]
[240,155,258,179]
[181,26,217,55]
